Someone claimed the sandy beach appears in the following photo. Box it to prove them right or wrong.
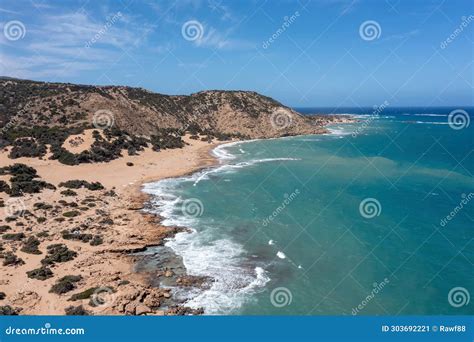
[0,131,223,315]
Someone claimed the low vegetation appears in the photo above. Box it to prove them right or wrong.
[27,266,54,280]
[41,244,77,265]
[64,305,89,315]
[50,275,82,295]
[0,163,55,196]
[20,236,42,255]
[58,180,104,191]
[2,252,25,266]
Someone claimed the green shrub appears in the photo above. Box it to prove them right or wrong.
[0,180,10,193]
[2,252,24,266]
[60,189,77,197]
[63,211,80,218]
[58,180,104,191]
[26,266,53,280]
[68,287,98,301]
[36,217,47,223]
[20,236,42,255]
[2,233,25,241]
[34,202,53,210]
[89,235,103,246]
[64,305,89,315]
[50,275,82,294]
[41,244,77,265]
[0,305,19,315]
[61,230,92,243]
[0,225,11,233]
[8,138,47,159]
[36,231,49,238]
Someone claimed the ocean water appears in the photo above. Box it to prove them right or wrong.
[143,107,473,315]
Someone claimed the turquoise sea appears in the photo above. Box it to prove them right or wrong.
[143,107,473,315]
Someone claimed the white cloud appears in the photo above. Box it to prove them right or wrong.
[1,9,155,79]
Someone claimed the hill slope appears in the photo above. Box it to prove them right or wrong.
[0,78,344,139]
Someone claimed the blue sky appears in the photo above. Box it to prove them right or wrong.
[0,0,472,107]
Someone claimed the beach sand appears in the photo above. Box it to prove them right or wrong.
[0,131,222,315]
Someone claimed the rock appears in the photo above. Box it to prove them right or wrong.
[155,310,165,316]
[124,302,138,315]
[163,292,171,299]
[127,204,143,211]
[135,305,152,315]
[164,270,173,277]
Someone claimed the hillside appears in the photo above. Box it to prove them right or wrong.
[0,78,353,166]
[0,78,349,138]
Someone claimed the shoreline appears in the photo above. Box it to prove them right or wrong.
[0,118,355,316]
[0,133,226,315]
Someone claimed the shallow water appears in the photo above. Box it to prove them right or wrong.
[143,107,474,315]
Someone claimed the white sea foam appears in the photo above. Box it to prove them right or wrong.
[212,139,259,161]
[327,126,353,136]
[142,144,281,313]
[276,251,286,259]
[166,229,270,314]
[411,121,450,125]
[403,113,448,117]
[268,240,274,245]
[143,180,272,313]
[191,158,301,186]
